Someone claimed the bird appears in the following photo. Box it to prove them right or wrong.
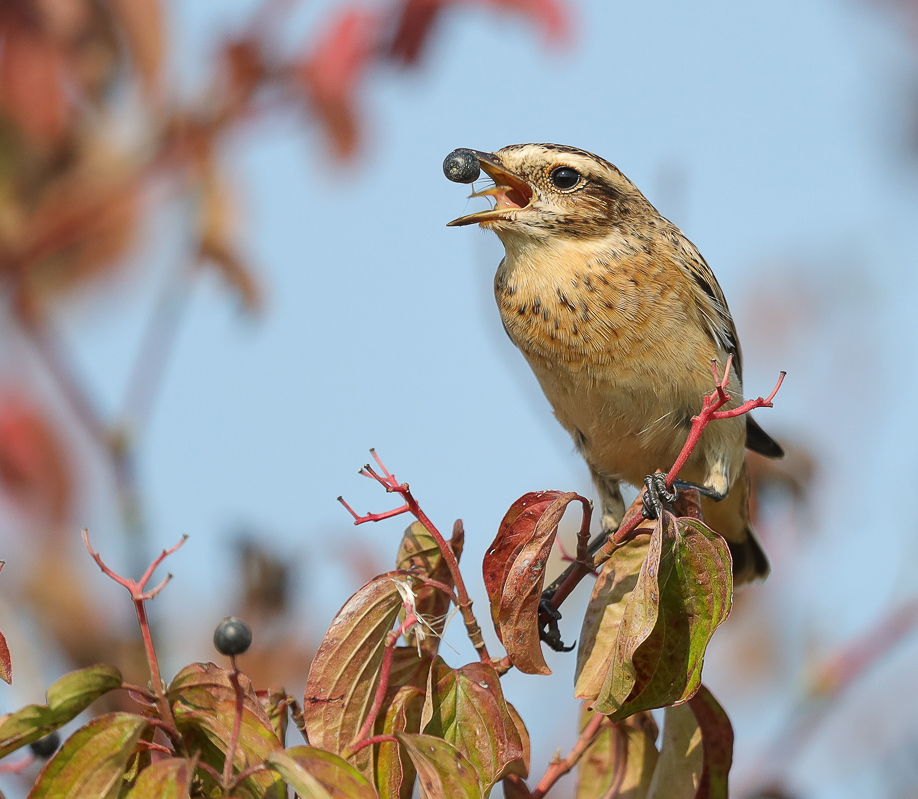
[445,143,782,584]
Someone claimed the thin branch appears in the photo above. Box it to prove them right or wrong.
[530,712,608,799]
[223,657,246,787]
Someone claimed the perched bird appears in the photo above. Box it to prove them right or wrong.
[446,144,782,583]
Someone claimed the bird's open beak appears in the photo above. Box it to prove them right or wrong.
[447,151,533,227]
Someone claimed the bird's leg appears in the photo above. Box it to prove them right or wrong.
[670,478,727,502]
[641,473,679,519]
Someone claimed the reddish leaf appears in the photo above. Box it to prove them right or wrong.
[0,393,73,525]
[395,733,482,799]
[487,491,580,674]
[421,661,524,791]
[259,686,290,743]
[298,7,382,159]
[0,664,122,758]
[577,708,658,799]
[302,571,421,775]
[483,491,567,640]
[377,686,424,799]
[688,686,733,799]
[504,702,530,779]
[123,757,194,798]
[282,746,378,799]
[0,627,11,685]
[27,712,149,799]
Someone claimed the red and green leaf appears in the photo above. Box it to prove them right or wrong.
[395,733,482,799]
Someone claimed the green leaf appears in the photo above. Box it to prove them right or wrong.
[27,712,148,799]
[377,686,424,799]
[588,516,732,718]
[646,705,703,799]
[0,664,122,758]
[276,746,377,799]
[265,750,333,799]
[302,570,421,775]
[421,662,524,793]
[123,757,194,798]
[395,733,482,799]
[688,685,733,799]
[576,708,658,799]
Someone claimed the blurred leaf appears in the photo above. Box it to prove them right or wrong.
[589,516,732,719]
[27,712,149,799]
[298,7,381,159]
[688,686,733,799]
[302,570,421,775]
[0,393,73,525]
[282,746,377,799]
[0,15,70,146]
[577,708,658,799]
[377,686,424,799]
[0,664,122,757]
[396,520,463,656]
[646,705,703,799]
[108,0,165,96]
[485,491,579,675]
[123,757,194,798]
[421,661,524,792]
[395,733,482,799]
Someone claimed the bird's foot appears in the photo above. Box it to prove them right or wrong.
[538,594,575,652]
[642,473,679,520]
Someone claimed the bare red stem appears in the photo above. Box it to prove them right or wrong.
[339,450,490,661]
[530,712,608,799]
[223,657,246,787]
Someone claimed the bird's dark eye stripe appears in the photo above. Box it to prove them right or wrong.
[550,166,581,190]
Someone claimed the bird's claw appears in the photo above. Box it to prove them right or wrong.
[538,594,575,652]
[642,473,678,519]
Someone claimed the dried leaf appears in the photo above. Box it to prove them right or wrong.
[259,686,290,743]
[282,746,377,799]
[589,516,732,719]
[0,627,11,685]
[395,733,482,799]
[688,686,733,799]
[487,492,579,675]
[577,708,658,799]
[646,705,703,799]
[396,520,463,656]
[122,757,194,798]
[302,570,421,775]
[0,664,122,757]
[27,712,149,799]
[421,661,524,792]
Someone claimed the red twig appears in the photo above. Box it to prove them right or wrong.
[346,610,418,755]
[82,529,188,748]
[339,450,489,660]
[0,753,35,775]
[530,712,608,799]
[348,734,399,754]
[666,357,785,489]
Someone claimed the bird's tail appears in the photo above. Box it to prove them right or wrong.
[699,461,770,584]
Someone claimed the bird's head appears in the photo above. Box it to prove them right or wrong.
[447,144,652,244]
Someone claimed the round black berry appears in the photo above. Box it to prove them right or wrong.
[213,617,252,656]
[30,731,60,759]
[443,149,481,184]
[549,166,581,190]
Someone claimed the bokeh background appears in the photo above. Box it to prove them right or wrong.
[1,0,918,796]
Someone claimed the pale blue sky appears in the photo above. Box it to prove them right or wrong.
[12,0,918,795]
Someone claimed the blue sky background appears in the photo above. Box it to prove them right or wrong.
[4,0,918,795]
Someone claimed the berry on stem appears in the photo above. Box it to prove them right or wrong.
[443,148,480,184]
[214,617,252,656]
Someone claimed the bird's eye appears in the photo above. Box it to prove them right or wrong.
[550,166,581,190]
